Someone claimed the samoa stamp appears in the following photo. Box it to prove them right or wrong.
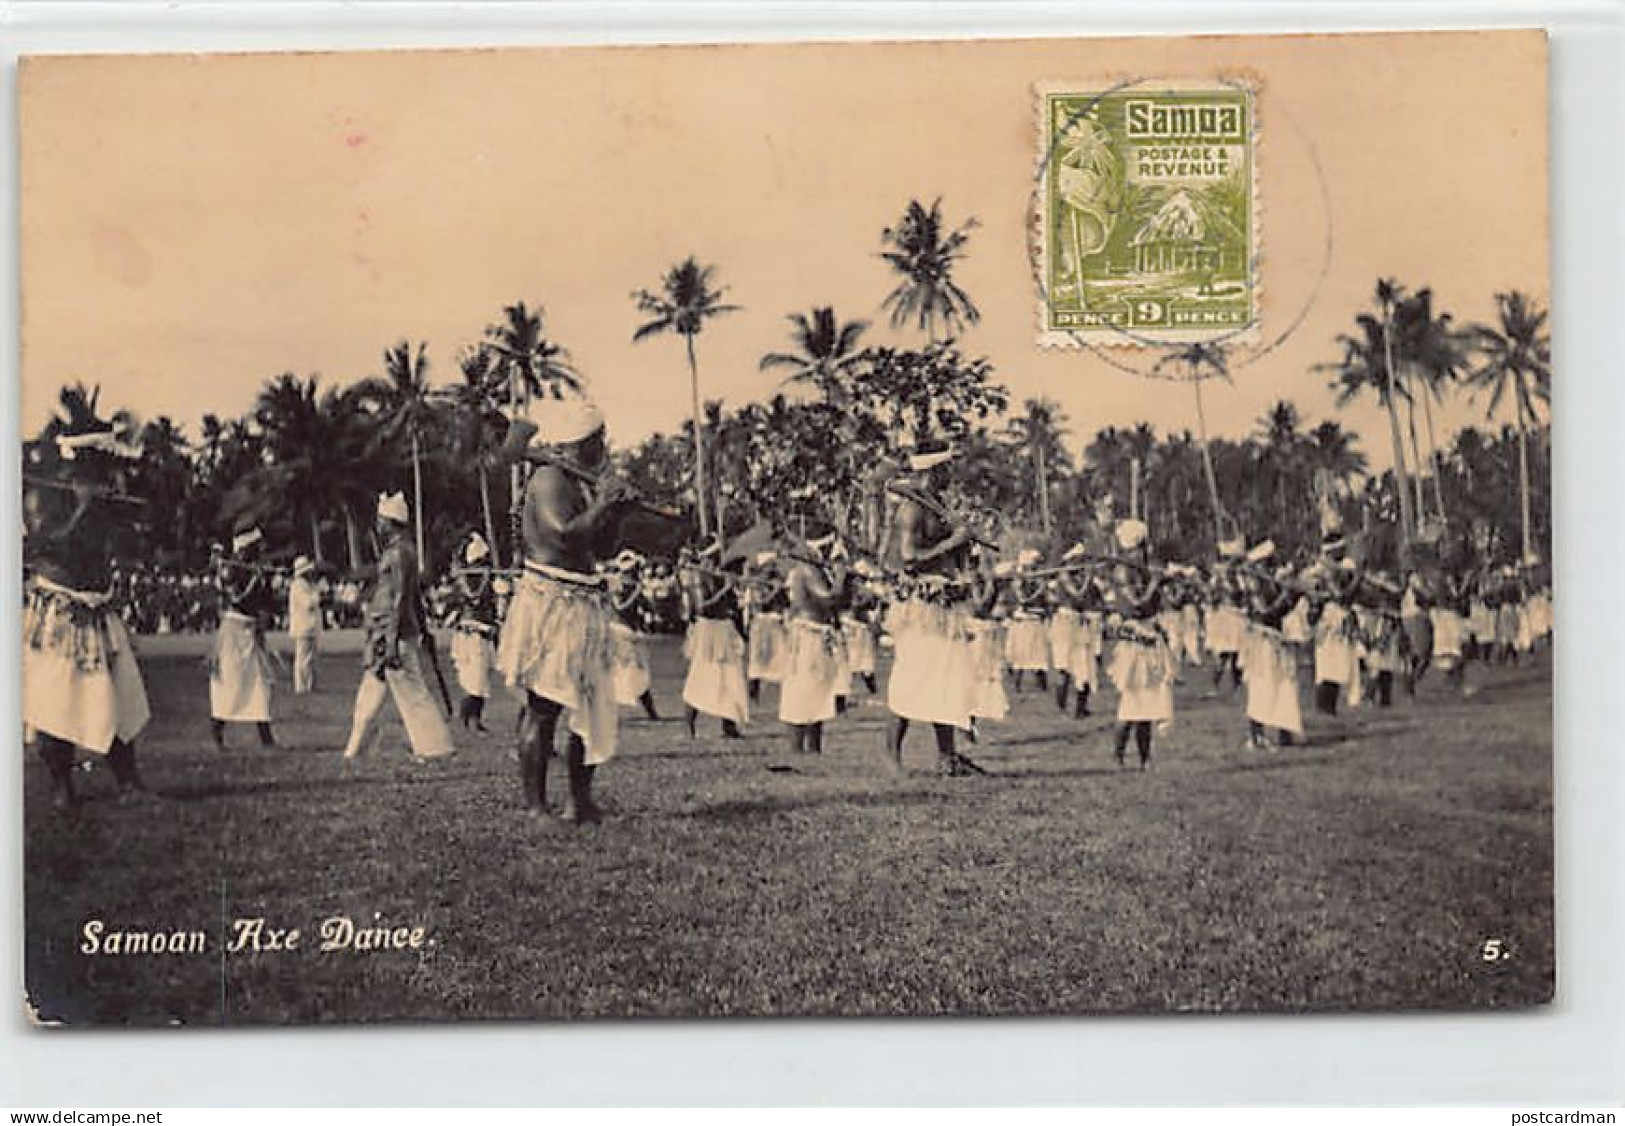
[1036,80,1258,347]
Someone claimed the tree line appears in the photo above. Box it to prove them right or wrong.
[31,197,1550,576]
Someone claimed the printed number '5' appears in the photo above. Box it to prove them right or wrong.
[1481,938,1506,962]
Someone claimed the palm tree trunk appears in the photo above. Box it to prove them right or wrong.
[1516,389,1533,562]
[685,333,713,543]
[478,463,500,570]
[343,505,363,570]
[1034,443,1051,537]
[1403,390,1427,523]
[410,429,426,564]
[309,511,324,565]
[1380,319,1416,547]
[1192,377,1225,551]
[1419,385,1447,523]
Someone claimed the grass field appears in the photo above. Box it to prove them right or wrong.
[23,635,1554,1024]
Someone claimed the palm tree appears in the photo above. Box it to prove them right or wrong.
[1306,419,1368,492]
[253,373,329,561]
[1465,290,1551,563]
[318,385,384,569]
[356,341,440,563]
[1396,289,1470,524]
[632,256,740,542]
[1003,398,1070,538]
[1317,280,1418,548]
[439,346,507,566]
[879,198,981,343]
[483,301,582,407]
[1151,343,1231,552]
[1253,400,1306,536]
[129,415,192,563]
[758,306,869,399]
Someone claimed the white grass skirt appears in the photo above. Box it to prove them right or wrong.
[1429,609,1465,663]
[610,621,652,706]
[451,628,496,698]
[23,598,150,754]
[842,616,878,676]
[969,619,1009,721]
[496,571,618,765]
[747,612,789,683]
[1313,635,1361,687]
[887,599,976,729]
[1205,605,1245,655]
[210,612,274,723]
[1070,612,1104,688]
[1004,617,1050,672]
[683,618,750,724]
[779,619,846,725]
[1047,609,1079,672]
[1106,626,1175,723]
[1242,626,1304,734]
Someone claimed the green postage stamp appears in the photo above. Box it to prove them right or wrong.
[1036,80,1258,346]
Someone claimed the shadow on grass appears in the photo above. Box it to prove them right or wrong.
[675,788,953,822]
[158,768,488,802]
[1214,753,1341,776]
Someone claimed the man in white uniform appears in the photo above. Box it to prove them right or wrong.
[287,555,322,694]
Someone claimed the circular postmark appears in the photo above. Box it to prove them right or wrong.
[1027,73,1335,384]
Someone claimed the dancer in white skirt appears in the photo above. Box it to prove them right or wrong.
[449,533,499,731]
[607,551,661,720]
[1357,575,1406,708]
[841,578,882,698]
[1055,560,1106,719]
[22,423,153,809]
[883,439,984,776]
[287,555,322,695]
[744,554,789,703]
[681,542,750,739]
[1312,561,1363,715]
[493,396,649,822]
[340,493,455,764]
[1205,541,1247,695]
[1238,548,1304,749]
[1103,520,1173,770]
[209,527,279,750]
[779,531,851,754]
[1430,568,1471,690]
[1004,552,1051,693]
[967,560,1010,731]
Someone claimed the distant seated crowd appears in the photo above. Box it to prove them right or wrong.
[101,558,692,637]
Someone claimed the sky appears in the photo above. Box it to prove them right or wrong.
[19,31,1548,471]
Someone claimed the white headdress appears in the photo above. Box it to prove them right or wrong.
[463,533,490,565]
[377,492,410,526]
[1115,519,1149,553]
[905,437,955,473]
[231,527,263,554]
[523,394,605,448]
[292,555,314,578]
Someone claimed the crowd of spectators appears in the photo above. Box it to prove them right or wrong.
[106,559,690,636]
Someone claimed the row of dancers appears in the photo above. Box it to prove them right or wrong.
[22,394,1552,819]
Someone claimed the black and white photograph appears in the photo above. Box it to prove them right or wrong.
[17,29,1555,1026]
